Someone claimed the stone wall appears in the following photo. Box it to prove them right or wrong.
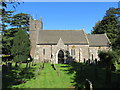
[89,46,111,61]
[34,44,111,64]
[68,45,89,62]
[35,44,90,64]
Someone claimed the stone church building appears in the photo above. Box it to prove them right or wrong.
[29,17,111,64]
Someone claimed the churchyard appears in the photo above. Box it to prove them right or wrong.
[2,61,120,89]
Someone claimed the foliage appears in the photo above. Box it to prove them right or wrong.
[11,13,30,30]
[112,32,120,53]
[1,0,23,9]
[2,28,18,55]
[2,11,30,56]
[92,7,119,44]
[11,29,30,63]
[98,50,119,69]
[1,9,14,31]
[2,63,36,88]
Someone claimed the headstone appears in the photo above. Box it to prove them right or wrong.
[84,58,86,63]
[88,59,90,64]
[85,79,93,90]
[51,64,56,70]
[95,58,97,64]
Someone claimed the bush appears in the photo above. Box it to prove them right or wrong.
[98,50,119,69]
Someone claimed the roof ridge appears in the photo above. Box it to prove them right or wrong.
[82,29,89,44]
[104,33,111,44]
[40,30,83,31]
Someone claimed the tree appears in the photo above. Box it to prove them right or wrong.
[1,9,15,56]
[2,12,30,55]
[1,9,14,31]
[11,13,30,31]
[92,7,119,44]
[98,50,119,70]
[1,0,22,9]
[11,29,30,67]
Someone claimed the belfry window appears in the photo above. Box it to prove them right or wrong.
[71,49,75,56]
[43,49,45,55]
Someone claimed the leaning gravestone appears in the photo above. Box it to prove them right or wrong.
[51,64,56,70]
[85,79,93,90]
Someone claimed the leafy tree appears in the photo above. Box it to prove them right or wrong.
[11,29,30,67]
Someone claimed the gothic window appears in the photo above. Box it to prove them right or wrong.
[71,49,75,56]
[43,49,45,55]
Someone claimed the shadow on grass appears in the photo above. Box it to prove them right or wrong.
[2,64,37,88]
[61,62,120,89]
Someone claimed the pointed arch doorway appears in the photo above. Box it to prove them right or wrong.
[58,50,64,64]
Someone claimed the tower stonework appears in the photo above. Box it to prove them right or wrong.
[29,17,43,58]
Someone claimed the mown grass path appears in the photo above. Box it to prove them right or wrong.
[12,63,75,88]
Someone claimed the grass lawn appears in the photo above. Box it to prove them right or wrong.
[2,62,120,89]
[11,63,75,88]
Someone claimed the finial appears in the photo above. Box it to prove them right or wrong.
[30,16,32,19]
[40,17,42,21]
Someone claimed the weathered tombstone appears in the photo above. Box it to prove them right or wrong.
[51,64,56,70]
[95,58,97,65]
[85,79,93,90]
[43,63,44,68]
[84,58,86,63]
[88,59,90,64]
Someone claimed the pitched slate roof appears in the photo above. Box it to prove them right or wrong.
[38,30,88,45]
[87,34,111,46]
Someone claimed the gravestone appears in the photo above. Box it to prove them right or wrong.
[84,58,86,63]
[51,64,56,70]
[85,79,93,90]
[88,59,90,64]
[95,59,97,65]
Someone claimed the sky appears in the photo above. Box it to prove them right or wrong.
[7,2,119,34]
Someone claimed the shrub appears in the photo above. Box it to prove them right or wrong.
[98,50,119,69]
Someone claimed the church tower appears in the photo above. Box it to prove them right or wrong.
[29,16,43,58]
